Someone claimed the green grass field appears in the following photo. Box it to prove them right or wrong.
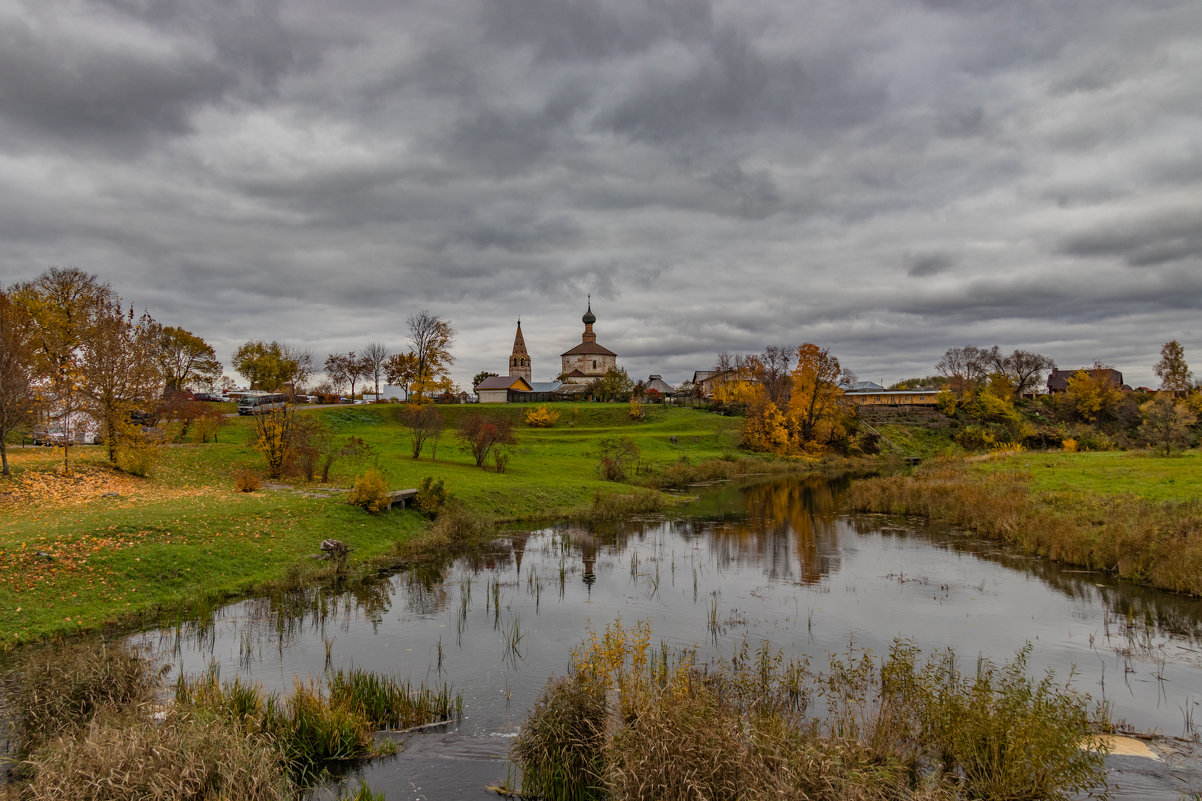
[975,448,1202,502]
[0,403,746,644]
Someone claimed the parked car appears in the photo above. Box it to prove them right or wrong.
[193,392,222,402]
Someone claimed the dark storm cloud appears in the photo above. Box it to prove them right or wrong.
[480,0,714,62]
[906,254,954,278]
[1060,212,1202,268]
[600,26,814,145]
[2,0,1200,389]
[0,16,231,154]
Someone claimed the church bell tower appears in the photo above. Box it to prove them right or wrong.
[509,320,532,382]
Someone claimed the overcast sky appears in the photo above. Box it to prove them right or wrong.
[2,0,1200,389]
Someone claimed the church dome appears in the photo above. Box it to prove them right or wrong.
[582,301,596,325]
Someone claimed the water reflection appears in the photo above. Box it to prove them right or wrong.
[121,475,1202,800]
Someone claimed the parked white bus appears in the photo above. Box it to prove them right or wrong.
[237,393,288,415]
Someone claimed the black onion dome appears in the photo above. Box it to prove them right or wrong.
[582,301,596,325]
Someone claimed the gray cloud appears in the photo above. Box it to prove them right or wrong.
[2,0,1201,390]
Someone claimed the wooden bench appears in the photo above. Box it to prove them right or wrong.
[387,489,419,509]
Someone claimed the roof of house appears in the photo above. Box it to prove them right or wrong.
[556,383,593,394]
[1046,367,1123,392]
[529,381,562,393]
[474,375,533,392]
[848,380,885,392]
[645,375,675,394]
[561,341,617,357]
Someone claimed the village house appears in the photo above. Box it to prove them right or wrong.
[1046,367,1125,394]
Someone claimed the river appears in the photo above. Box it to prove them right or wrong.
[129,475,1202,799]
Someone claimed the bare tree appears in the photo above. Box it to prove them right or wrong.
[753,344,794,406]
[324,352,356,395]
[1004,350,1056,397]
[362,342,390,400]
[936,346,989,394]
[283,345,314,398]
[0,288,38,475]
[398,405,444,459]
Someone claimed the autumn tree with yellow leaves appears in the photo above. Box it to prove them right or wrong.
[734,343,853,454]
[788,343,852,448]
[81,300,163,464]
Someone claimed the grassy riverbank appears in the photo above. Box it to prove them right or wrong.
[0,404,767,644]
[849,450,1202,595]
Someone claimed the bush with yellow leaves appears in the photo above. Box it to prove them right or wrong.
[347,469,390,513]
[524,405,560,428]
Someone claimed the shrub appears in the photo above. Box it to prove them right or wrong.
[414,476,447,515]
[598,437,640,481]
[457,412,516,467]
[233,464,263,492]
[492,445,512,473]
[251,407,297,479]
[1061,438,1078,453]
[524,405,561,428]
[920,646,1104,800]
[115,439,160,477]
[348,468,390,512]
[426,501,495,545]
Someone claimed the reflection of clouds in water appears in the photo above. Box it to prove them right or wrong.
[849,514,1202,647]
[125,475,1202,745]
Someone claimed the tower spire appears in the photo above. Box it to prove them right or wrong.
[510,319,531,382]
[581,296,596,343]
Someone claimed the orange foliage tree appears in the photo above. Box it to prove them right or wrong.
[787,343,851,448]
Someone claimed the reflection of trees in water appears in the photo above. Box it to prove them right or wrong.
[848,515,1202,645]
[519,476,852,587]
[142,570,404,664]
[689,476,844,584]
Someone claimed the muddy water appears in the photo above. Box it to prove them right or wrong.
[130,476,1202,800]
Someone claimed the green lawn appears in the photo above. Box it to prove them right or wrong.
[974,448,1202,502]
[0,403,745,644]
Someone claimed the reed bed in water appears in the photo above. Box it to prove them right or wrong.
[511,620,1108,801]
[6,639,458,799]
[848,459,1202,596]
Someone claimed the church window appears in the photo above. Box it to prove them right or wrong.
[592,360,597,369]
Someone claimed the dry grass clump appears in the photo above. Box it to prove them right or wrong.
[511,620,1106,801]
[11,640,161,759]
[23,714,289,801]
[9,639,459,798]
[578,490,666,522]
[233,464,263,492]
[848,460,1202,595]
